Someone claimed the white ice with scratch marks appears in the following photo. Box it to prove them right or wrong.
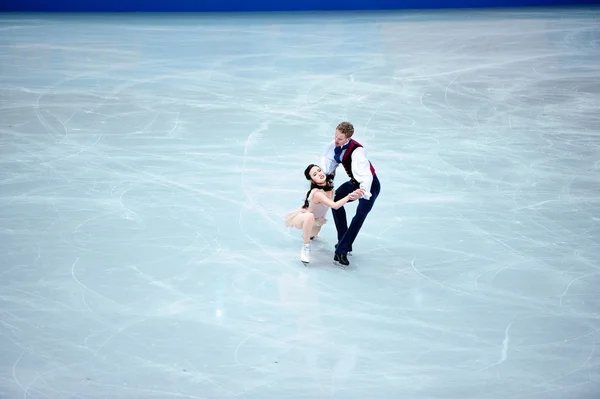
[1,8,600,399]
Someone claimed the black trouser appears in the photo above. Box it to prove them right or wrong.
[332,174,381,254]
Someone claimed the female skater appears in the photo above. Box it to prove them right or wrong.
[285,164,364,264]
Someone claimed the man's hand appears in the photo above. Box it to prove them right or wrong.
[326,173,335,185]
[348,188,365,201]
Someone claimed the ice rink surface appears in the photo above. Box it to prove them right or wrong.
[1,6,600,399]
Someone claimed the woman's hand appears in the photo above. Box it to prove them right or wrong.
[348,188,365,201]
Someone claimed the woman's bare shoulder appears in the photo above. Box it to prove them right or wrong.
[311,188,329,202]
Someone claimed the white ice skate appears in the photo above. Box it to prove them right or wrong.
[300,244,310,264]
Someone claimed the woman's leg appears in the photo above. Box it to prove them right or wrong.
[292,212,315,244]
[310,224,322,239]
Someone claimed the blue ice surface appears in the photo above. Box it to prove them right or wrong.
[1,7,599,399]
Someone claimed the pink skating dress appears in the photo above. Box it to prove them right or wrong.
[285,188,329,228]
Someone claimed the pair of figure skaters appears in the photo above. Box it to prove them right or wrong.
[285,122,381,267]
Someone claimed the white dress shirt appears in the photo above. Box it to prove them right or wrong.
[320,139,374,200]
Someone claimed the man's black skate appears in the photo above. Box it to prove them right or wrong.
[335,243,352,255]
[334,253,349,267]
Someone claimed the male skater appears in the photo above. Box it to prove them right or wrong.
[320,121,381,266]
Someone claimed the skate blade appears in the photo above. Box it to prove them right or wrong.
[332,260,349,269]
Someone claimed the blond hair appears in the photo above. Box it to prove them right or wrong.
[336,121,354,138]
